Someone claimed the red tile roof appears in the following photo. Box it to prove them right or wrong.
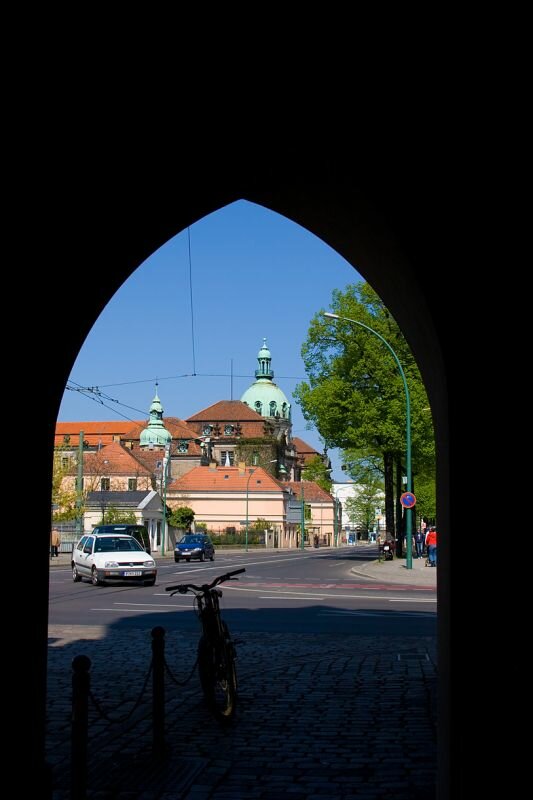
[55,417,200,450]
[285,480,333,502]
[55,421,140,447]
[168,465,284,493]
[291,437,321,464]
[78,442,153,476]
[186,401,265,422]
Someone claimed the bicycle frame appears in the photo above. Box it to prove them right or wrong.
[166,568,245,722]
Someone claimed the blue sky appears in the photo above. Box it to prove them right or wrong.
[58,200,362,481]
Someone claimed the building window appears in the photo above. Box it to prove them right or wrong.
[61,456,69,469]
[113,435,120,442]
[252,452,259,465]
[224,425,234,435]
[101,478,110,491]
[202,424,212,435]
[177,440,188,453]
[128,478,137,491]
[282,402,288,418]
[254,401,262,414]
[221,451,234,466]
[63,435,70,445]
[269,401,277,417]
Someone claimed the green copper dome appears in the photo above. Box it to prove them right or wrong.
[140,387,172,447]
[240,339,291,420]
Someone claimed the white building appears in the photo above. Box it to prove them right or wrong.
[331,481,385,542]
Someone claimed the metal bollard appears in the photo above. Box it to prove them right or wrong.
[151,626,165,756]
[71,654,91,800]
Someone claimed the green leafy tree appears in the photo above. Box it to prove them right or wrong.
[344,475,384,535]
[168,506,195,531]
[412,473,436,526]
[250,517,270,532]
[52,449,82,521]
[95,508,137,525]
[294,282,435,537]
[301,455,333,492]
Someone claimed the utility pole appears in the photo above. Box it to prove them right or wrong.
[76,431,84,538]
[161,445,170,557]
[300,485,305,550]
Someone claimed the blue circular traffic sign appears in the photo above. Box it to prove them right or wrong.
[400,492,417,508]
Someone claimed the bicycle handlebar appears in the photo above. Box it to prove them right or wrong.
[166,567,246,594]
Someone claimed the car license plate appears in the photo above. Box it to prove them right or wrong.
[123,570,142,576]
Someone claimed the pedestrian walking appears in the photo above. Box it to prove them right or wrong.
[415,529,424,559]
[425,525,437,566]
[50,528,61,558]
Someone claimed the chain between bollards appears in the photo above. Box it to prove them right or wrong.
[151,626,166,757]
[71,654,91,800]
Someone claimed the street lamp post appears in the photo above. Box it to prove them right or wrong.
[160,445,170,557]
[245,468,256,553]
[324,312,413,569]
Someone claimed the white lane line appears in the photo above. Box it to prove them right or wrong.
[114,602,183,608]
[160,553,322,578]
[91,607,176,613]
[259,596,324,601]
[222,585,436,603]
[319,608,432,618]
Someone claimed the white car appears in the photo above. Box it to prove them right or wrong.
[71,532,157,586]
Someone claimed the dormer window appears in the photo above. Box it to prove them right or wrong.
[224,425,234,436]
[202,425,212,435]
[178,440,188,453]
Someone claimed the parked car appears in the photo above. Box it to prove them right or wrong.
[71,533,157,586]
[91,523,151,554]
[174,533,215,563]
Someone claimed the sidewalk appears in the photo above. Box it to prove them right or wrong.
[349,551,438,586]
[46,547,438,798]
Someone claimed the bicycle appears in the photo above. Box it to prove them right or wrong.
[165,567,245,723]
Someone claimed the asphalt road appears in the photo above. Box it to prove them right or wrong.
[48,545,437,637]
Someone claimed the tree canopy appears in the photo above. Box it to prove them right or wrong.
[294,282,436,533]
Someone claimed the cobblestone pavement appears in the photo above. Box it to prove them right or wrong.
[47,623,437,799]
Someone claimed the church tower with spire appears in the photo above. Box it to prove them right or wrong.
[140,385,172,449]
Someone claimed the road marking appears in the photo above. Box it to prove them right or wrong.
[91,607,176,613]
[224,585,436,603]
[320,609,433,618]
[259,596,324,601]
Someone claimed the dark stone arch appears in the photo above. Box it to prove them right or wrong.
[21,150,470,799]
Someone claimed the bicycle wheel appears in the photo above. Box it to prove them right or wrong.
[197,624,237,723]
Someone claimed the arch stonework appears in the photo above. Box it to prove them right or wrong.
[23,151,471,798]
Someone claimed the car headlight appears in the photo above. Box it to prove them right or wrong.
[104,560,119,568]
[144,560,155,567]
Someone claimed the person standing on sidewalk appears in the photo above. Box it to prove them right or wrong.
[50,528,61,558]
[414,529,424,559]
[425,526,437,566]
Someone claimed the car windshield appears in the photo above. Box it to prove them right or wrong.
[178,536,205,545]
[94,537,144,553]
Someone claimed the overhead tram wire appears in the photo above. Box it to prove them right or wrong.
[89,372,307,388]
[65,382,149,421]
[188,225,197,376]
